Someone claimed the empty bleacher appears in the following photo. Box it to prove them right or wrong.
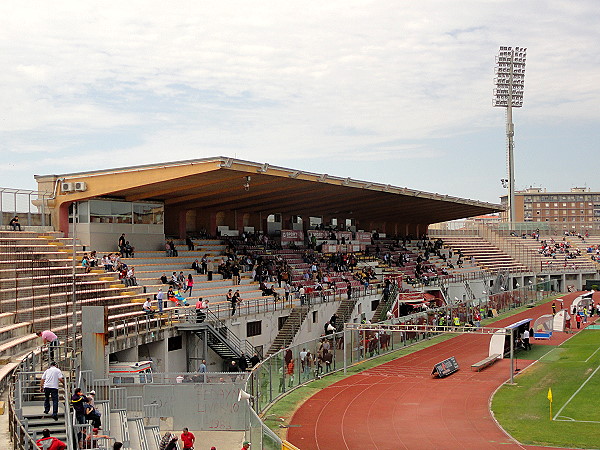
[436,235,528,273]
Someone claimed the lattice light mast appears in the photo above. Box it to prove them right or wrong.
[493,46,527,224]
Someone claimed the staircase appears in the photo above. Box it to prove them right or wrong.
[13,350,76,448]
[372,282,399,323]
[492,269,510,294]
[332,294,361,330]
[187,309,257,368]
[266,306,310,356]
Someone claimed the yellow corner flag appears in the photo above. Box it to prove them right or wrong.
[547,387,553,420]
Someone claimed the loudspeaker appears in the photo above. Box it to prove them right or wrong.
[238,389,252,402]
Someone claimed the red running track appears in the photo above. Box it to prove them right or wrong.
[288,292,597,449]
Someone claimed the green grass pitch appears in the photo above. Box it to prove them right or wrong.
[492,329,600,448]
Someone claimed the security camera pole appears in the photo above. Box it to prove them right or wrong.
[494,46,527,225]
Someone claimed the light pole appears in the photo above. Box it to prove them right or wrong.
[494,46,527,226]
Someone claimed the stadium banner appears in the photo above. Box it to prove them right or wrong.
[335,231,352,241]
[281,229,304,245]
[321,244,365,253]
[355,231,372,243]
[307,230,330,240]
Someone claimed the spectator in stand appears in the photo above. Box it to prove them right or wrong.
[9,216,22,231]
[37,329,59,360]
[191,259,201,274]
[118,234,126,254]
[170,272,179,288]
[102,255,112,272]
[232,264,241,285]
[71,388,88,424]
[227,289,236,315]
[125,266,137,286]
[81,253,91,273]
[36,428,66,450]
[299,286,306,305]
[83,396,102,429]
[207,259,214,281]
[195,298,207,323]
[143,298,155,317]
[183,274,194,297]
[40,362,64,421]
[167,286,176,304]
[88,251,98,268]
[124,241,134,258]
[185,237,195,251]
[169,240,178,256]
[233,290,242,311]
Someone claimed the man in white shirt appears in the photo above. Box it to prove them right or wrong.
[299,348,308,374]
[143,298,154,317]
[39,361,64,420]
[522,329,531,350]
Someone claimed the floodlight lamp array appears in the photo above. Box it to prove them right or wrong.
[493,46,527,107]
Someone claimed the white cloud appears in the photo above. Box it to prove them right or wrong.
[1,0,599,201]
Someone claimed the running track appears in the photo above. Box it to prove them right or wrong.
[288,292,597,449]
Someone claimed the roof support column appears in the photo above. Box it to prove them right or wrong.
[178,209,187,239]
[59,202,70,238]
[235,211,244,233]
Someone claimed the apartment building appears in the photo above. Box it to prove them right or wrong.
[501,187,600,231]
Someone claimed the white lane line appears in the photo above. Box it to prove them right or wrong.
[553,362,600,420]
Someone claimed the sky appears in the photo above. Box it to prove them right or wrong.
[1,1,599,204]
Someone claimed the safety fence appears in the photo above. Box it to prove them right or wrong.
[9,346,76,450]
[0,187,53,229]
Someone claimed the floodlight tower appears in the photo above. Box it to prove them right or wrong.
[493,46,527,225]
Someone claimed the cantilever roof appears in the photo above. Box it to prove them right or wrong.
[36,156,502,225]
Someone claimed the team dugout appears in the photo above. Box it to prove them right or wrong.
[34,156,501,250]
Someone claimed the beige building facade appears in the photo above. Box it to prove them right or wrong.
[501,187,600,232]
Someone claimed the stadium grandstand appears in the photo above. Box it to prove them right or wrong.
[1,156,598,449]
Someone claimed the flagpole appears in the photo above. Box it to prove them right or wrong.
[547,387,553,420]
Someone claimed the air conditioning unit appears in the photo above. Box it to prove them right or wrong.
[61,182,74,193]
[74,181,87,192]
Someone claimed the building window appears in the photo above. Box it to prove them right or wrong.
[312,311,318,323]
[247,321,262,337]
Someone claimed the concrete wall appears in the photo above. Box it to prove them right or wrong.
[71,223,165,251]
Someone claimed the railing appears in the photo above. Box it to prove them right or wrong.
[0,187,53,229]
[108,284,382,349]
[203,308,259,359]
[9,346,77,450]
[8,384,39,450]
